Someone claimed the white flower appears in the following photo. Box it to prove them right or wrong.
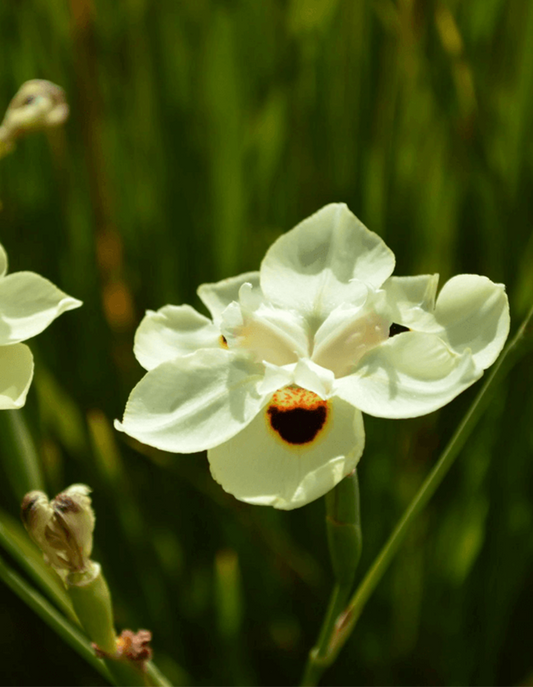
[116,204,510,510]
[21,484,95,576]
[0,242,82,409]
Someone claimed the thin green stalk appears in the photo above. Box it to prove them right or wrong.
[301,583,350,686]
[0,551,172,687]
[67,566,118,657]
[301,470,362,686]
[145,661,173,687]
[319,303,533,674]
[0,409,44,498]
[0,553,111,682]
[104,656,153,687]
[67,565,169,687]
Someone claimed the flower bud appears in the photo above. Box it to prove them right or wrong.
[21,484,95,578]
[0,79,69,158]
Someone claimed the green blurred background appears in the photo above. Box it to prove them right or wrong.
[1,0,533,684]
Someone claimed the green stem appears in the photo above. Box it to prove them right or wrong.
[0,552,172,687]
[67,565,170,686]
[0,553,111,682]
[301,470,362,686]
[0,409,44,498]
[323,302,533,669]
[67,565,117,656]
[145,661,173,687]
[301,583,350,686]
[103,659,150,687]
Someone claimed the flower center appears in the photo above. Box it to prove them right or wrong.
[266,385,329,446]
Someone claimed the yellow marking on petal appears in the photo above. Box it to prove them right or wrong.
[266,385,330,447]
[219,335,229,349]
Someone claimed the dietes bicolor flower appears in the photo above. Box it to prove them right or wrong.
[116,204,510,509]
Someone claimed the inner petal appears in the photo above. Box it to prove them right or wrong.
[312,304,389,378]
[221,297,309,367]
[266,385,329,445]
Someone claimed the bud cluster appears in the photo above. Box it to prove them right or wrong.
[21,484,95,579]
[0,79,69,158]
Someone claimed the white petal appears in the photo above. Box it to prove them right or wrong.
[260,204,395,324]
[0,272,82,345]
[257,362,294,396]
[115,349,267,453]
[0,343,34,409]
[382,275,510,371]
[335,332,481,419]
[208,394,365,510]
[433,275,510,370]
[0,243,8,278]
[381,274,440,330]
[257,359,335,398]
[197,271,260,320]
[293,358,335,398]
[134,305,220,371]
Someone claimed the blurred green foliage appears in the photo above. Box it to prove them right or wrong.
[1,0,533,684]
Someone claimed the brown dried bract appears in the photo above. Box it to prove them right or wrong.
[116,629,153,667]
[93,629,153,670]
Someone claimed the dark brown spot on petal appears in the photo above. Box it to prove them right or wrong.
[267,386,328,446]
[219,335,228,349]
[268,406,327,445]
[389,323,410,337]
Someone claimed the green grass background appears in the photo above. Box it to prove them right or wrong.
[1,0,533,684]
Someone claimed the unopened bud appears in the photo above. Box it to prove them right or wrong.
[0,80,69,158]
[21,484,95,578]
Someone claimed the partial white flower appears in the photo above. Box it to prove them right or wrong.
[116,204,510,510]
[21,484,95,577]
[0,242,82,409]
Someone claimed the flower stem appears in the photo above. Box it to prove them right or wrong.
[67,565,168,686]
[308,302,533,681]
[67,565,117,656]
[0,409,44,498]
[0,553,112,682]
[301,470,362,686]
